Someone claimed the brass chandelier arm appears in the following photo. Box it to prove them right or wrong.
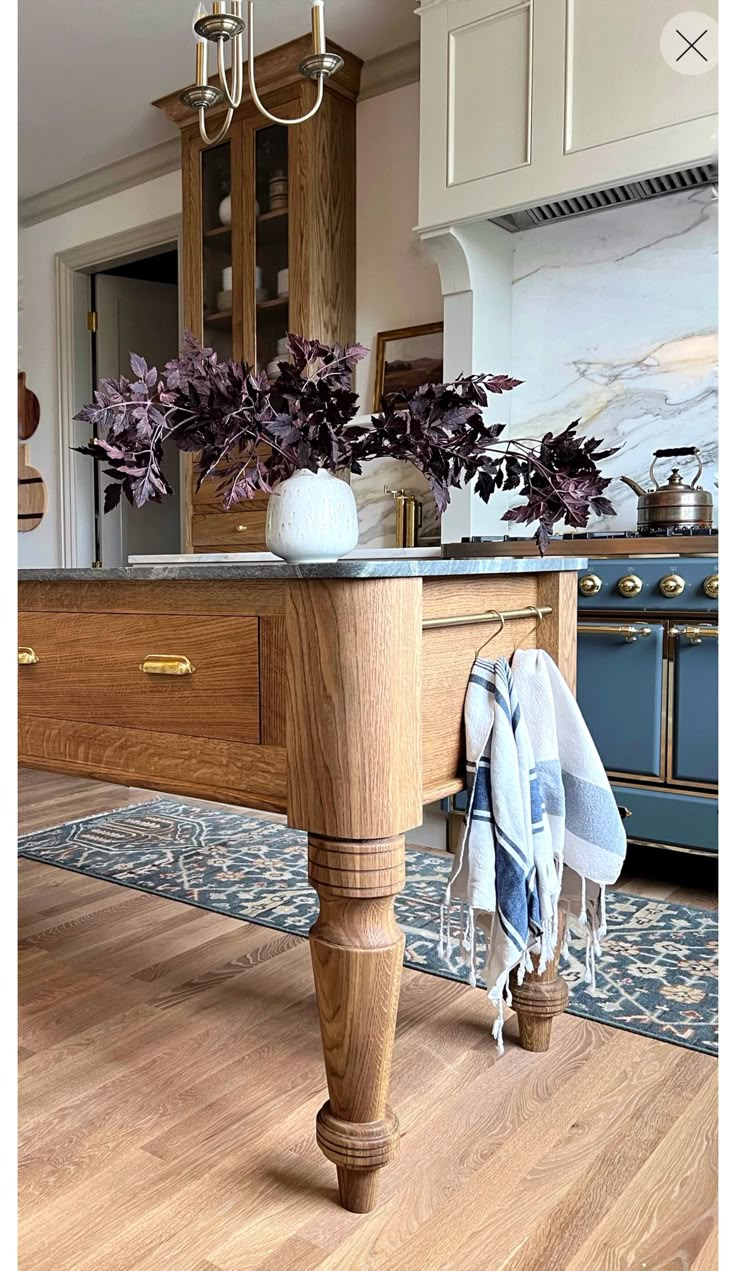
[246,1,326,126]
[198,104,235,147]
[217,32,243,110]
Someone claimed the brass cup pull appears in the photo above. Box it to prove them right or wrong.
[18,646,39,666]
[140,653,196,676]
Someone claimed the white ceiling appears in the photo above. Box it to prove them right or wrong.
[18,0,419,200]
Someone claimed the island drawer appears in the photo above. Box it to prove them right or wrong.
[191,505,268,551]
[18,611,261,745]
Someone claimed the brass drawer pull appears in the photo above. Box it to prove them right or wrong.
[236,525,248,532]
[671,625,718,646]
[578,623,652,644]
[140,653,196,676]
[18,646,39,665]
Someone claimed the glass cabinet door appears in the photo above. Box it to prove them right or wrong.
[253,123,290,376]
[201,141,235,362]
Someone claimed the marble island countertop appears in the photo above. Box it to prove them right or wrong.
[19,556,586,583]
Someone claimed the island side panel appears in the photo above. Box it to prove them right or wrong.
[421,575,539,801]
[285,577,423,1213]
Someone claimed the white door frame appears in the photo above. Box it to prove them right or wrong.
[56,213,183,567]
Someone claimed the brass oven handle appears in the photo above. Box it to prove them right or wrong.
[578,623,652,643]
[140,653,196,676]
[671,625,718,646]
[18,646,39,665]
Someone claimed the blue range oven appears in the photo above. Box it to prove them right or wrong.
[577,556,718,856]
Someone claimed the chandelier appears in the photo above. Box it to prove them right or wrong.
[180,1,343,146]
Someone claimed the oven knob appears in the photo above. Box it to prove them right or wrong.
[703,574,719,600]
[659,573,686,598]
[579,573,602,597]
[617,574,642,598]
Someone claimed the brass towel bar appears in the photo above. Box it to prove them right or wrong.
[422,605,551,631]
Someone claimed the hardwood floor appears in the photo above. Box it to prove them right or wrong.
[18,769,718,1270]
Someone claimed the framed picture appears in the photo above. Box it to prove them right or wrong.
[373,322,444,411]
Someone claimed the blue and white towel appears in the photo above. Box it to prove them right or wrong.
[512,648,627,980]
[443,658,560,1046]
[443,651,626,1046]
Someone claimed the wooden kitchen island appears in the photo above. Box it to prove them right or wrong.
[18,557,583,1212]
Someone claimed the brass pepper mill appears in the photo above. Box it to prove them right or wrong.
[385,488,423,548]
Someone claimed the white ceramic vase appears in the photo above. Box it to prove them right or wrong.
[218,195,232,226]
[265,468,359,564]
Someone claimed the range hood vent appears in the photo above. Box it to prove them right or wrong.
[491,163,718,232]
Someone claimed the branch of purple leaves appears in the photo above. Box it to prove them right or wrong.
[74,332,618,552]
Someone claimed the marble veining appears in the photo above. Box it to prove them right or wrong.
[19,556,585,583]
[351,457,440,548]
[500,188,718,535]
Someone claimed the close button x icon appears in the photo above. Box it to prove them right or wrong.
[676,27,709,62]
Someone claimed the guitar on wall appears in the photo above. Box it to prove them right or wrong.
[18,371,47,532]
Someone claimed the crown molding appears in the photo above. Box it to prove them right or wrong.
[358,41,420,101]
[18,41,420,229]
[19,137,181,229]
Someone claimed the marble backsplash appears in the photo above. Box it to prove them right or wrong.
[352,453,439,547]
[353,188,717,545]
[503,187,718,534]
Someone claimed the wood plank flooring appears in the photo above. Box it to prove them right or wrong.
[18,769,718,1270]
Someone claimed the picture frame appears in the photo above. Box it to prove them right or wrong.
[372,322,444,412]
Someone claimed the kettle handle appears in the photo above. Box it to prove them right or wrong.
[649,446,703,490]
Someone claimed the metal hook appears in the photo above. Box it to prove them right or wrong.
[476,610,505,657]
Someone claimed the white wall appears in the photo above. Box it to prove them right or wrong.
[354,83,443,413]
[18,172,182,567]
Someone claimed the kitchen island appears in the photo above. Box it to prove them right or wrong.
[18,557,584,1212]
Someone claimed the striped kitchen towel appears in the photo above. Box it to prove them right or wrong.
[512,648,627,984]
[443,657,560,1047]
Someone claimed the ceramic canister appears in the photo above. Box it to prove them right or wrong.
[269,170,288,210]
[277,268,289,298]
[221,265,233,291]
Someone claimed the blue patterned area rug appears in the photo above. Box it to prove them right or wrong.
[18,797,718,1056]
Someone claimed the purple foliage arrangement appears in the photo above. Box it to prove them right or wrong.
[75,332,617,551]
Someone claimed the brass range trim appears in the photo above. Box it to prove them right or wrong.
[625,836,717,859]
[611,777,717,800]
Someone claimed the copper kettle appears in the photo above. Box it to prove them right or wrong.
[620,447,713,532]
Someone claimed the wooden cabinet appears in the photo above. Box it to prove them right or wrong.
[418,0,718,231]
[155,36,361,551]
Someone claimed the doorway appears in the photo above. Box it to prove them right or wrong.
[56,214,183,569]
[92,250,180,566]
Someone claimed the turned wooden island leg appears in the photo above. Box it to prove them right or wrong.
[308,833,405,1211]
[510,905,568,1052]
[285,578,423,1212]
